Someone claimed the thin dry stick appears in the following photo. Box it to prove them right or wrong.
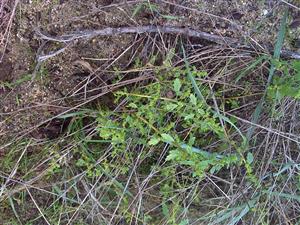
[0,140,31,198]
[26,186,51,225]
[0,0,19,61]
[279,0,300,10]
[35,25,237,45]
[35,25,300,59]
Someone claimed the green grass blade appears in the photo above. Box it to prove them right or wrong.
[273,10,288,60]
[228,207,250,225]
[235,55,267,83]
[9,197,22,224]
[181,42,246,143]
[181,42,206,103]
[263,191,300,202]
[246,9,288,144]
[57,110,96,119]
[208,197,258,225]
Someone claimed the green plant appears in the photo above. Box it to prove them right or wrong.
[96,66,241,179]
[268,60,300,100]
[0,74,31,89]
[132,2,179,20]
[47,65,250,223]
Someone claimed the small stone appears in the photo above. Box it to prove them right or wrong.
[262,9,269,16]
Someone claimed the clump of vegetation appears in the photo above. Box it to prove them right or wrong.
[1,1,300,224]
[51,64,255,224]
[96,66,240,178]
[268,60,300,100]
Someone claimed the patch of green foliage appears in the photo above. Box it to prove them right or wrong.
[96,67,240,178]
[0,74,32,89]
[268,60,300,101]
[54,65,251,223]
[90,66,246,222]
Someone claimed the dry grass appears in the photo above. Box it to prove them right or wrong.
[0,1,300,224]
[0,0,19,60]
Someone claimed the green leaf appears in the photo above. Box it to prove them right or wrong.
[165,103,178,111]
[161,133,175,143]
[161,14,180,20]
[128,102,138,108]
[181,43,206,103]
[162,202,169,218]
[179,219,189,225]
[166,150,180,161]
[190,94,197,105]
[198,160,210,171]
[132,3,143,17]
[58,110,93,119]
[76,158,86,167]
[246,152,254,164]
[148,137,160,145]
[184,113,195,120]
[293,60,300,72]
[173,78,182,95]
[263,190,300,202]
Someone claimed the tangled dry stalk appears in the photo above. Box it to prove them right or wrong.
[0,0,19,61]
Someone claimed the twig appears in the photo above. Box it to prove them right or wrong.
[0,0,19,61]
[31,42,71,80]
[279,0,300,10]
[35,25,300,59]
[35,25,237,45]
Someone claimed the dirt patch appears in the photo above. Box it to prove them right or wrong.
[0,55,13,81]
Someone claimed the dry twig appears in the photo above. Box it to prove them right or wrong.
[35,25,300,60]
[0,0,19,60]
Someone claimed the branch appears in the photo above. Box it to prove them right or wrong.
[35,25,300,59]
[35,25,238,45]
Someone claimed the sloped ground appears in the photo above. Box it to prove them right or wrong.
[0,0,300,224]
